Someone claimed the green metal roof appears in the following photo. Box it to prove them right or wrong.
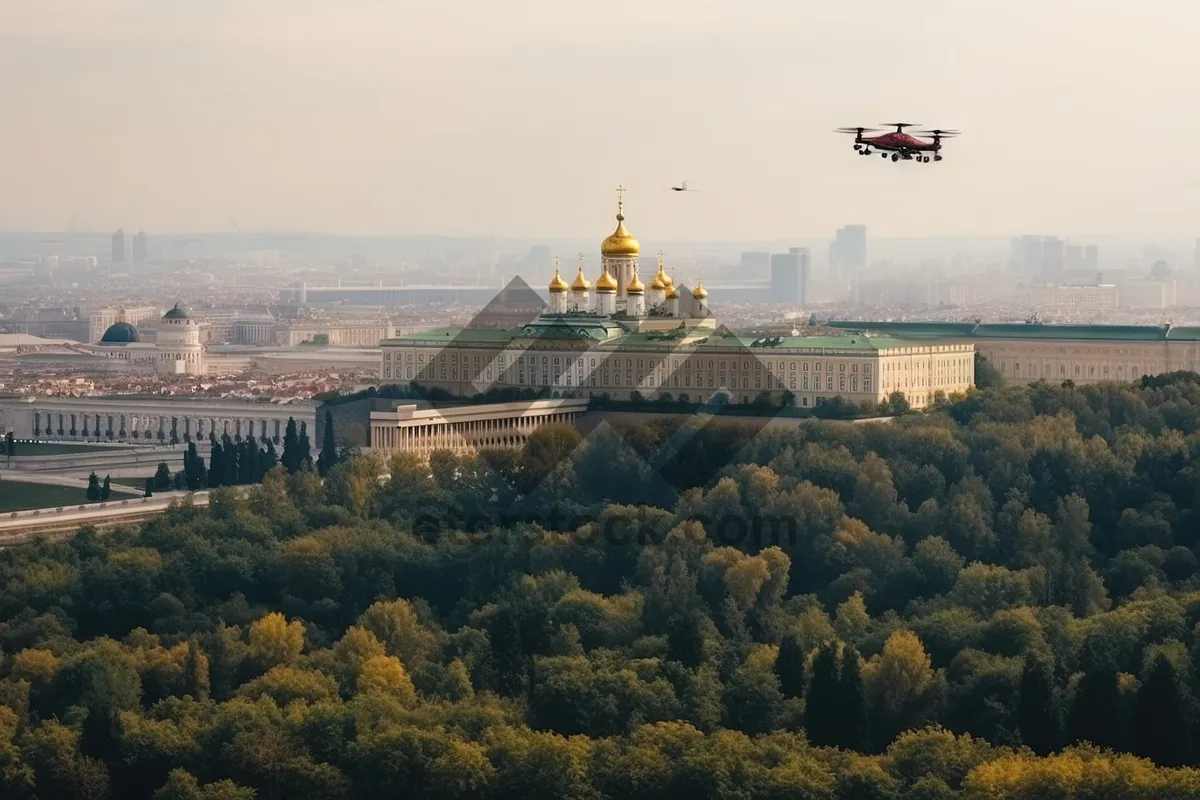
[973,323,1167,341]
[1167,326,1200,340]
[382,327,515,344]
[830,321,979,338]
[828,320,1200,342]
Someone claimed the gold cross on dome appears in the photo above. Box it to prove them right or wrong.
[615,185,626,213]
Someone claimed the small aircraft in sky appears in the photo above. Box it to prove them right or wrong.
[835,123,960,162]
[669,181,698,192]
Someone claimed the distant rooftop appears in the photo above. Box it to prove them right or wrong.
[382,321,964,352]
[828,320,1200,342]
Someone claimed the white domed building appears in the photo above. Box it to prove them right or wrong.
[155,304,205,375]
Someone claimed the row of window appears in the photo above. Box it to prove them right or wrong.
[999,361,1144,380]
[383,348,889,375]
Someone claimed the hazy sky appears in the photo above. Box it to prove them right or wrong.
[2,0,1198,240]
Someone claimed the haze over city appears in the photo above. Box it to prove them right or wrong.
[3,0,1200,240]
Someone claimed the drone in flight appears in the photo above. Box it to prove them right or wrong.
[835,123,960,163]
[669,181,698,192]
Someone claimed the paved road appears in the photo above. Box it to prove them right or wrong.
[0,491,211,545]
[1,473,142,495]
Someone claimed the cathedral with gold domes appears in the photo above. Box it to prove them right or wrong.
[544,187,711,321]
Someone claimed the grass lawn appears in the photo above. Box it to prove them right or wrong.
[9,442,125,456]
[112,477,153,489]
[0,481,90,512]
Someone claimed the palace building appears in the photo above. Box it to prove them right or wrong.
[379,191,976,410]
[829,320,1200,385]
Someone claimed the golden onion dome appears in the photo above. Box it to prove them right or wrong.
[548,267,569,293]
[626,269,645,294]
[692,280,708,300]
[601,191,640,257]
[666,285,680,300]
[595,267,618,292]
[650,254,667,290]
[570,265,591,292]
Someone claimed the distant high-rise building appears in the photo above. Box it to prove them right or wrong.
[1041,237,1065,275]
[830,225,866,278]
[789,247,811,306]
[1010,235,1045,273]
[1085,244,1099,271]
[111,229,126,264]
[740,251,770,279]
[132,230,147,264]
[770,249,809,306]
[1194,239,1200,273]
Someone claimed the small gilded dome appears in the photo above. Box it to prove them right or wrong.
[651,256,668,291]
[666,286,680,300]
[626,269,645,294]
[548,268,569,293]
[570,266,591,292]
[692,281,708,300]
[595,267,618,292]
[601,213,640,257]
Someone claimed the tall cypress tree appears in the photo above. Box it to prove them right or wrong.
[776,634,808,700]
[298,422,312,471]
[1018,652,1061,755]
[318,411,339,477]
[100,475,111,501]
[86,472,101,502]
[262,439,279,474]
[245,440,261,482]
[282,417,300,473]
[184,441,202,490]
[1133,655,1191,766]
[839,646,870,752]
[182,638,210,701]
[236,440,251,484]
[221,434,238,485]
[208,442,224,488]
[805,643,841,747]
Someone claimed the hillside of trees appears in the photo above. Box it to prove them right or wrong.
[5,375,1200,797]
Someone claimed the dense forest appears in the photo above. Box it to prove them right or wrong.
[6,375,1200,797]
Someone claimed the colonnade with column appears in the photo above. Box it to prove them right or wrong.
[370,399,589,459]
[0,398,316,445]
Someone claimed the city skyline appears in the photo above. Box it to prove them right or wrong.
[3,1,1200,238]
